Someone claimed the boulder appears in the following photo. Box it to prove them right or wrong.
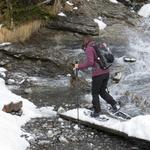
[2,101,23,116]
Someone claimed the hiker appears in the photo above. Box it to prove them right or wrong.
[74,35,120,117]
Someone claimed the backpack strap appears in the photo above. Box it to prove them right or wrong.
[92,44,107,70]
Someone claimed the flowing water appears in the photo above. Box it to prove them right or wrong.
[10,18,150,150]
[110,18,150,115]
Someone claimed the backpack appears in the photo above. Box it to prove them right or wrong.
[93,43,114,70]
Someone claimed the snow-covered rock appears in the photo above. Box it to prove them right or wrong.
[138,4,150,17]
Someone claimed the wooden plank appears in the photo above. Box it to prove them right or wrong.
[59,111,150,147]
[59,113,129,137]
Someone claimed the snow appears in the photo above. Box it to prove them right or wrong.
[0,42,11,47]
[62,108,150,142]
[40,0,51,4]
[66,1,74,6]
[138,4,150,17]
[109,0,118,4]
[94,17,107,30]
[0,68,57,150]
[58,12,67,17]
[73,7,78,10]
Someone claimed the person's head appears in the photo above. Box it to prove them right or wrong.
[81,35,94,50]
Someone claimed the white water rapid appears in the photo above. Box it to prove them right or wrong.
[110,17,150,114]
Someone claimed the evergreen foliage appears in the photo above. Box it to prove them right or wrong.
[0,0,58,27]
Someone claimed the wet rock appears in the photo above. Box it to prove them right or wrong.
[47,130,54,138]
[131,146,139,150]
[123,56,136,62]
[0,59,10,66]
[118,0,133,7]
[59,136,69,143]
[38,140,50,145]
[64,1,75,12]
[6,72,28,85]
[74,124,80,130]
[0,29,82,77]
[87,143,94,149]
[60,122,64,127]
[58,118,63,122]
[6,79,15,85]
[47,16,99,35]
[11,110,23,116]
[24,88,33,94]
[112,72,122,83]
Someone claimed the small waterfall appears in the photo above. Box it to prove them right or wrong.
[110,17,150,114]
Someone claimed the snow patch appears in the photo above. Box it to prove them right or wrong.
[73,7,78,10]
[109,0,118,4]
[0,42,11,47]
[66,1,74,6]
[58,12,67,17]
[94,17,107,30]
[138,4,150,17]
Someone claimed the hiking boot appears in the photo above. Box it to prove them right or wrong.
[90,111,101,118]
[112,103,120,112]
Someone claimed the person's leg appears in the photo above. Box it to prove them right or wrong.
[91,76,102,113]
[99,74,116,106]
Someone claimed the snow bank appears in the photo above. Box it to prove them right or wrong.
[0,68,56,150]
[138,4,150,17]
[118,115,150,140]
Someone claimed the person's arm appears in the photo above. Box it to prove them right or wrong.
[78,47,94,70]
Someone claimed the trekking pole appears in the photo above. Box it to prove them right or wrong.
[74,62,80,125]
[106,86,110,93]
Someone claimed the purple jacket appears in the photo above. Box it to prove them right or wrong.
[78,41,109,77]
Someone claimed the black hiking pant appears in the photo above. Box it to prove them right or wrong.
[92,73,116,113]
